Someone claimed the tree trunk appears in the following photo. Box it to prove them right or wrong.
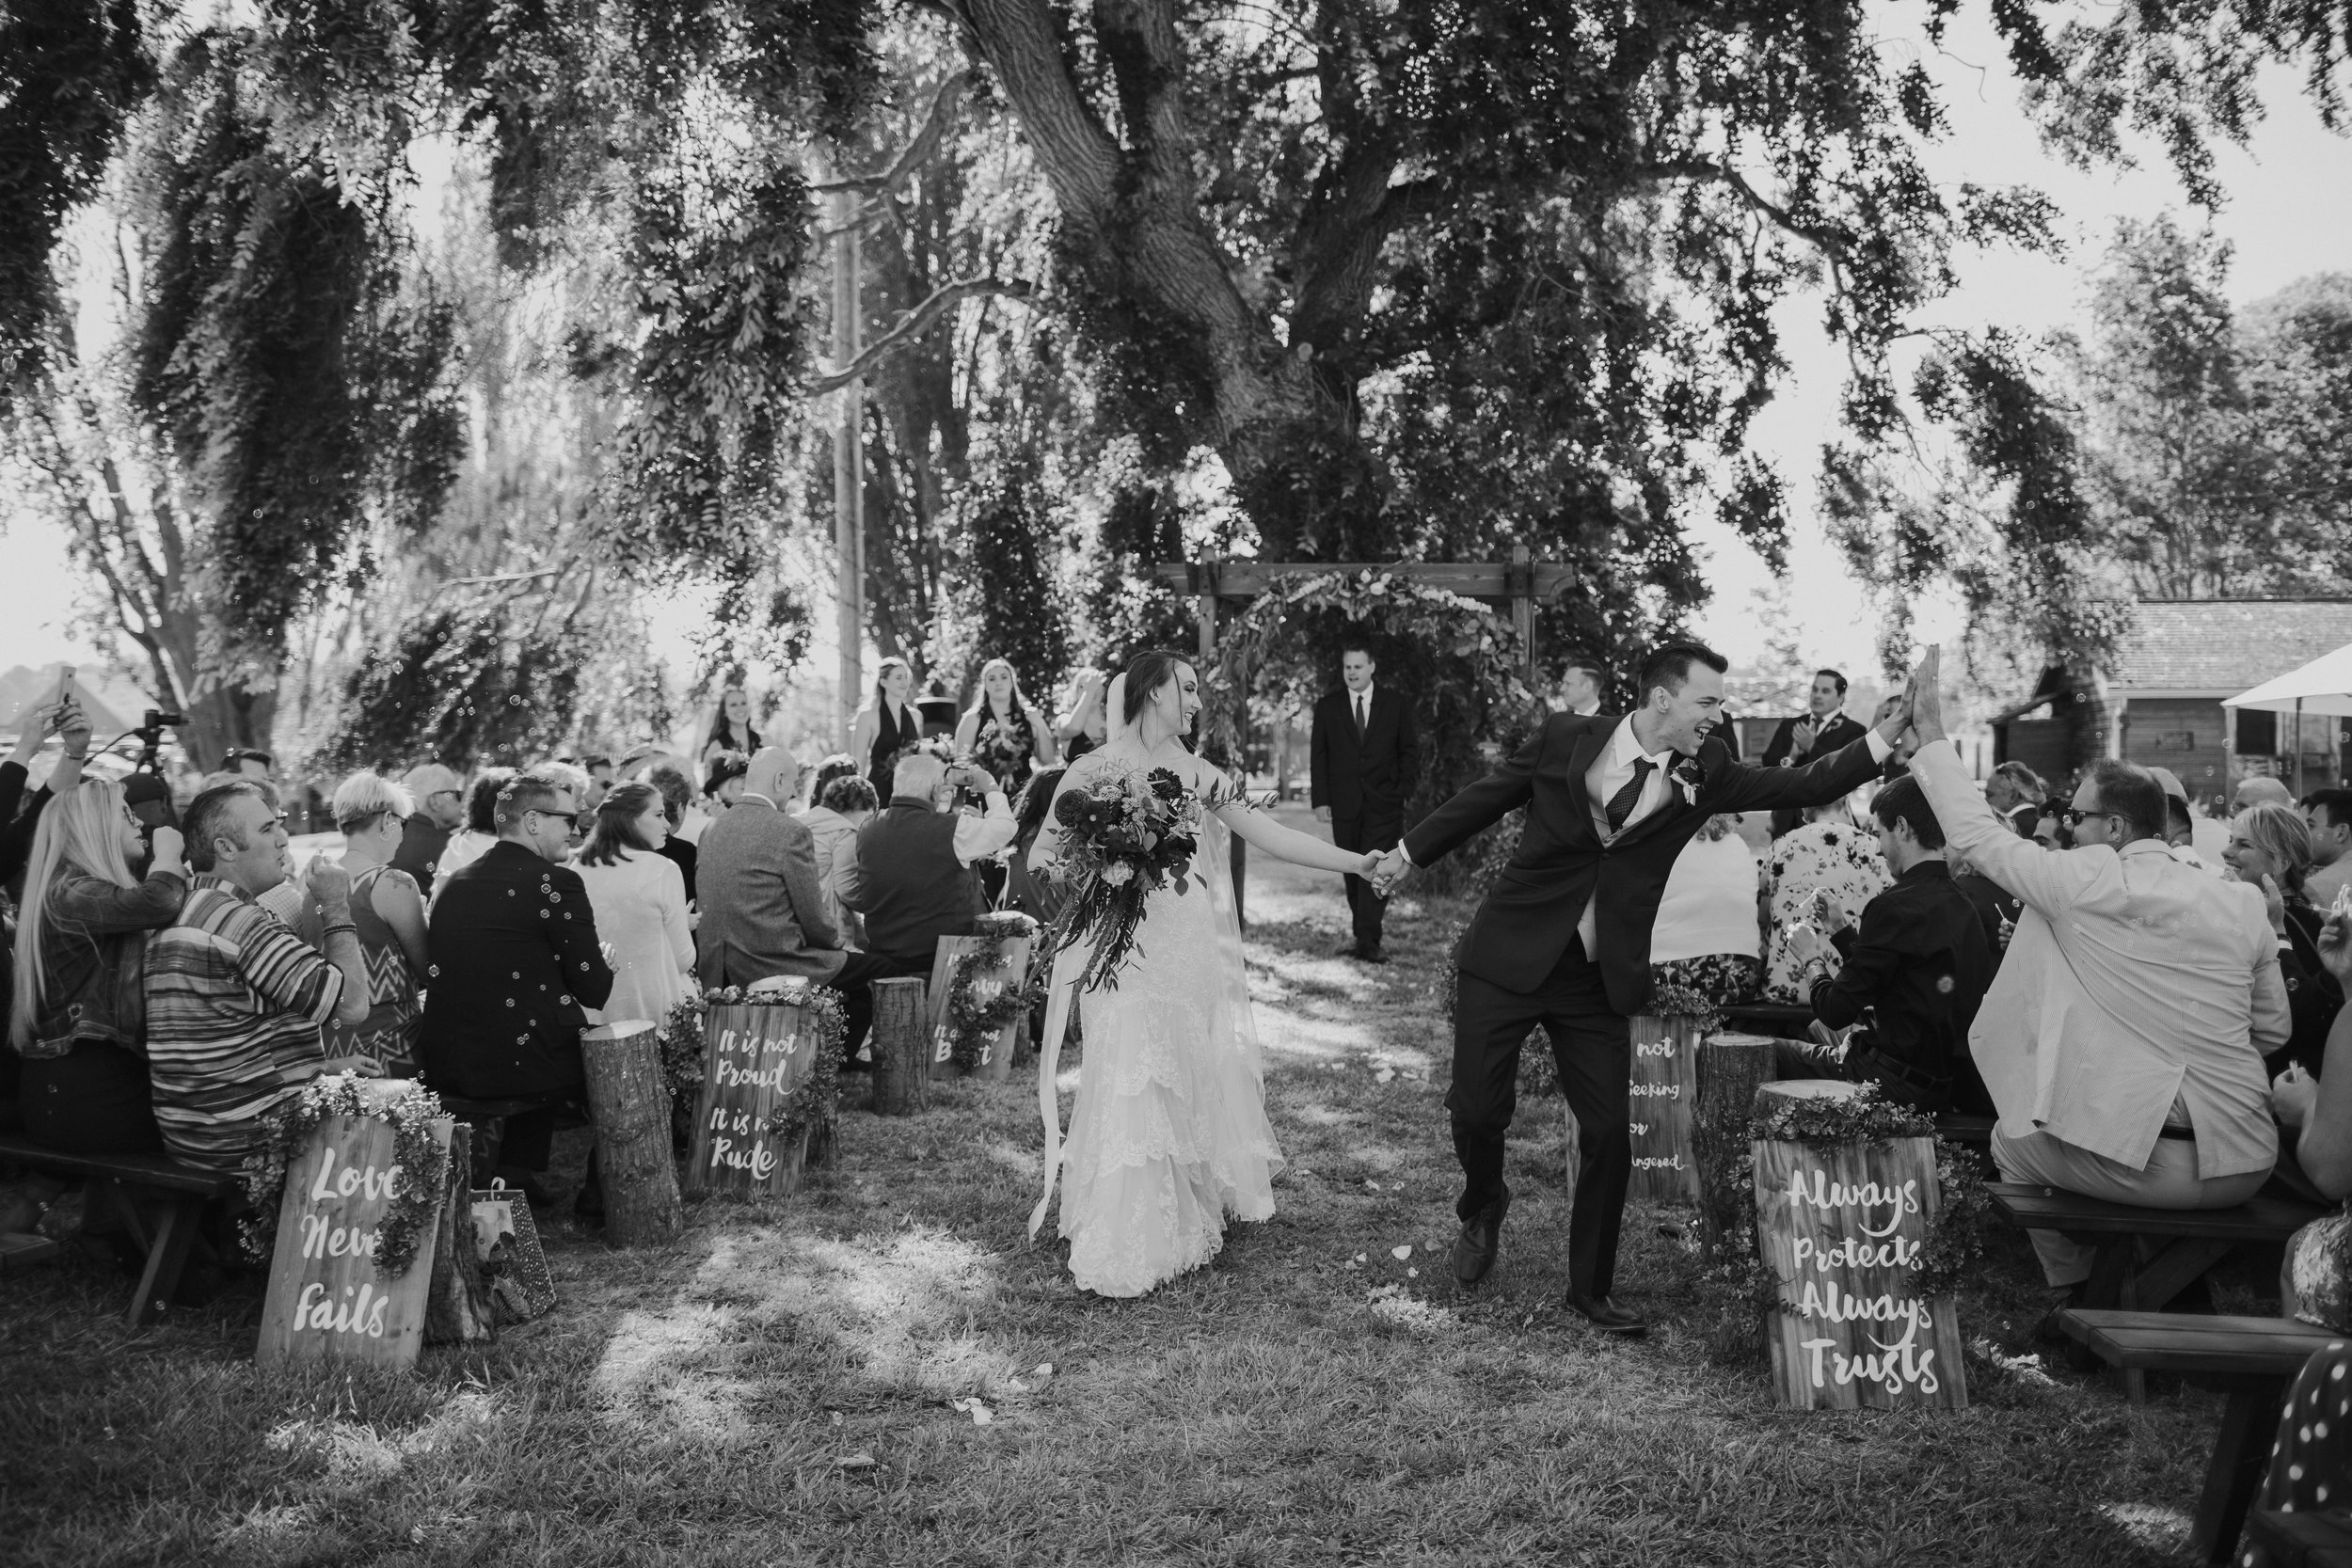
[580,1022,683,1246]
[869,977,930,1116]
[959,0,1391,559]
[424,1123,498,1346]
[1693,1032,1780,1259]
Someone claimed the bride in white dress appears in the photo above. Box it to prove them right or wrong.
[1027,651,1379,1297]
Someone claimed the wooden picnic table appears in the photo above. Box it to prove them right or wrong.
[2060,1309,2343,1564]
[1989,1182,2325,1315]
[0,1134,241,1326]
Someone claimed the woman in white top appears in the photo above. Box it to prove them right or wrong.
[570,782,695,1027]
[1647,814,1765,1014]
[800,773,879,948]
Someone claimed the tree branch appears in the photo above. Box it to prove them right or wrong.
[807,277,1037,394]
[962,0,1120,226]
[811,72,972,195]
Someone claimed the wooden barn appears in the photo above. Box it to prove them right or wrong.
[1989,599,2352,805]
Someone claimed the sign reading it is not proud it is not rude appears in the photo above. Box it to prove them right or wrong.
[686,996,821,1198]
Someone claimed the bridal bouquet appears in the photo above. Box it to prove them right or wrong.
[1042,766,1207,992]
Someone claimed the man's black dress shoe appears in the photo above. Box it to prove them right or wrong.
[1565,1293,1647,1337]
[1452,1190,1511,1285]
[1357,946,1390,965]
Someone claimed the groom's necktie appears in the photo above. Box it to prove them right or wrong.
[1353,692,1366,739]
[1605,756,1657,834]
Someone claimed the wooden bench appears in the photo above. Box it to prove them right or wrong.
[0,1134,243,1326]
[2250,1508,2352,1568]
[1933,1114,1994,1147]
[1989,1182,2325,1315]
[2058,1310,2342,1564]
[1717,1001,1815,1040]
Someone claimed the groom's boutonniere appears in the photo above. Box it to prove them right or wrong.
[1669,754,1705,808]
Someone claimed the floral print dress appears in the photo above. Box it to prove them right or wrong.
[1761,819,1893,1004]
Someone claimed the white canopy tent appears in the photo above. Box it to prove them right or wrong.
[2223,641,2352,793]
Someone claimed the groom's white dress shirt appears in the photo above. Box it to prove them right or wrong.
[1402,712,1893,961]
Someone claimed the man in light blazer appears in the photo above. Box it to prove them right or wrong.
[695,747,893,1062]
[1311,641,1418,962]
[1904,649,2286,1289]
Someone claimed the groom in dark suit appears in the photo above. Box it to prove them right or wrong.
[1311,641,1417,962]
[1372,641,1909,1335]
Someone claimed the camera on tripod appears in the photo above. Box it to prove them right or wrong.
[123,708,187,832]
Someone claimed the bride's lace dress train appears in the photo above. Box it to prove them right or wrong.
[1044,821,1284,1298]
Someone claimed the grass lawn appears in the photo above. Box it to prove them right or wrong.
[3,812,2246,1566]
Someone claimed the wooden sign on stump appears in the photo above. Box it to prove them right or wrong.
[1751,1080,1967,1411]
[1627,1014,1703,1203]
[256,1111,453,1370]
[583,1021,684,1244]
[685,999,821,1198]
[927,934,1034,1083]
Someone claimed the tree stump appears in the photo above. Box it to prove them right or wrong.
[1750,1077,1965,1409]
[581,1022,683,1246]
[869,977,930,1116]
[1693,1032,1781,1258]
[425,1123,497,1346]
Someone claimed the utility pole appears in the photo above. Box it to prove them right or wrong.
[831,177,864,750]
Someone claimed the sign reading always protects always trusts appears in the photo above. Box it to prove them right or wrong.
[1752,1128,1967,1411]
[686,1000,818,1197]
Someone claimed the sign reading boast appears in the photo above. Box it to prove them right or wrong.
[256,1113,453,1370]
[1752,1097,1967,1411]
[1626,1014,1702,1203]
[686,999,818,1197]
[926,934,1033,1084]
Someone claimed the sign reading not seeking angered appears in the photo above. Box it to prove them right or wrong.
[686,1000,818,1197]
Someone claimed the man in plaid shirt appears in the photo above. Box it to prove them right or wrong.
[145,780,375,1175]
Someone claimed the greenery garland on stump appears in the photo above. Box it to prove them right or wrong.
[238,1074,451,1276]
[945,911,1039,1070]
[1697,1082,1988,1363]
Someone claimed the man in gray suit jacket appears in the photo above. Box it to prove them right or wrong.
[695,747,891,1062]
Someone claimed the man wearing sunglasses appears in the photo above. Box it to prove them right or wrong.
[1903,647,2288,1294]
[392,763,467,895]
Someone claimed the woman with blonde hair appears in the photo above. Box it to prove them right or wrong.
[2227,800,2342,1078]
[698,685,762,768]
[851,655,924,800]
[325,772,430,1075]
[8,780,186,1152]
[954,657,1057,793]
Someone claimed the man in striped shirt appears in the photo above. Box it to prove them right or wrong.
[145,780,376,1175]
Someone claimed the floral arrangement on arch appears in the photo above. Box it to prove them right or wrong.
[1205,566,1538,759]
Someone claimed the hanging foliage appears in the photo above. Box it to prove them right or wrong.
[124,32,462,670]
[319,604,588,771]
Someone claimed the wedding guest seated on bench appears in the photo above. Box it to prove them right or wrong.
[144,781,376,1177]
[1780,774,1994,1115]
[419,767,613,1205]
[2268,908,2352,1200]
[1906,659,2286,1291]
[838,751,1017,977]
[696,747,895,1065]
[8,780,188,1156]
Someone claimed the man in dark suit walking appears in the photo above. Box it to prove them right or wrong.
[1761,669,1869,836]
[1311,641,1417,963]
[1372,641,1912,1336]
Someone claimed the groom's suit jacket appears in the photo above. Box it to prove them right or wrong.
[1402,712,1883,1014]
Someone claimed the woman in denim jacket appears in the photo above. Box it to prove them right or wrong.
[8,779,187,1153]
